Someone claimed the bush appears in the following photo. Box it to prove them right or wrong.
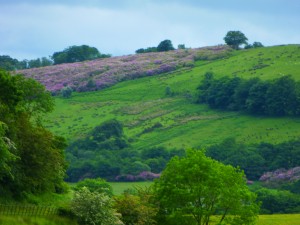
[74,178,113,196]
[114,193,158,225]
[255,188,300,214]
[61,86,73,98]
[71,187,122,225]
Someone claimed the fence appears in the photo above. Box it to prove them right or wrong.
[0,204,58,216]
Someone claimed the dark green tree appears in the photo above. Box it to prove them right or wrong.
[28,58,42,68]
[14,74,54,117]
[157,40,175,52]
[224,31,248,50]
[177,44,186,49]
[0,55,20,71]
[245,80,270,114]
[253,42,264,48]
[265,75,297,116]
[0,70,67,196]
[52,45,110,64]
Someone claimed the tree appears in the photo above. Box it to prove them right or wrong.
[0,122,17,180]
[114,193,157,225]
[153,149,259,225]
[71,187,122,225]
[265,75,297,116]
[0,70,22,112]
[0,70,67,196]
[224,31,248,50]
[52,45,110,64]
[14,120,67,193]
[178,44,186,49]
[245,80,270,114]
[14,74,54,117]
[74,178,113,196]
[0,55,20,71]
[157,40,175,52]
[252,42,264,48]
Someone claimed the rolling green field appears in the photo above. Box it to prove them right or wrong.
[44,45,300,149]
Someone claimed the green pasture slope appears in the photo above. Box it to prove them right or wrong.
[44,45,300,149]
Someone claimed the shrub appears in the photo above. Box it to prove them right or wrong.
[71,187,122,225]
[74,178,113,196]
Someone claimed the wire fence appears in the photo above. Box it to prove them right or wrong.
[0,204,58,216]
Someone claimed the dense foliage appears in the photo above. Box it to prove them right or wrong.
[136,39,175,53]
[254,188,300,214]
[224,30,248,49]
[0,55,53,71]
[71,187,121,225]
[245,42,264,49]
[52,45,110,65]
[114,191,158,225]
[197,73,300,116]
[153,149,259,225]
[0,70,67,197]
[74,178,113,196]
[65,120,185,182]
[206,138,300,180]
[0,45,110,71]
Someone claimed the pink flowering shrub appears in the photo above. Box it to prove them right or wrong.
[259,167,300,183]
[16,46,230,94]
[115,171,161,182]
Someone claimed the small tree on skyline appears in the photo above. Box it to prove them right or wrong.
[224,31,248,49]
[157,40,175,52]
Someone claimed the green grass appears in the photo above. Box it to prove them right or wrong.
[0,216,77,225]
[44,45,300,149]
[258,214,300,225]
[109,181,153,195]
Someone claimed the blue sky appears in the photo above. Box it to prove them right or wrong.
[0,0,299,60]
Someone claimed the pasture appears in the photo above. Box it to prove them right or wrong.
[44,45,300,149]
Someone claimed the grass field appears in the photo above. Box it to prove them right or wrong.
[109,181,152,195]
[44,45,300,149]
[258,214,300,225]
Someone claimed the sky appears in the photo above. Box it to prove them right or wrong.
[0,0,299,60]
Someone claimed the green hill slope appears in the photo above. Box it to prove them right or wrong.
[44,45,300,149]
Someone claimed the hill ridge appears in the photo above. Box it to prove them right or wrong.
[16,45,231,93]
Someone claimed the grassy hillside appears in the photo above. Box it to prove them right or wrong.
[44,45,300,149]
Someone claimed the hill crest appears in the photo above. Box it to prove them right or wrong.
[16,45,231,93]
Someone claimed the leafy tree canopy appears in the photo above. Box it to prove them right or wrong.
[157,40,175,52]
[153,149,259,225]
[52,45,111,64]
[224,31,248,49]
[0,70,67,197]
[71,187,122,225]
